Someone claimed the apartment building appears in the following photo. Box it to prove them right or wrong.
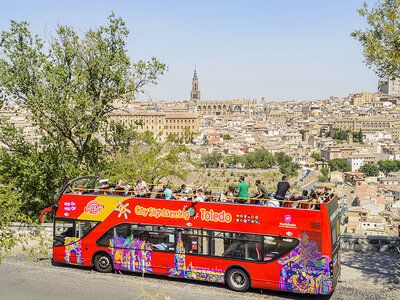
[108,110,199,141]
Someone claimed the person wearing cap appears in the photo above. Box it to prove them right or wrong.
[236,176,248,204]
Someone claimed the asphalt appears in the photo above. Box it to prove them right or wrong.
[0,251,399,300]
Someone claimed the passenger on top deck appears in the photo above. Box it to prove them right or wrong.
[253,180,268,205]
[309,190,319,210]
[117,180,133,197]
[99,178,110,194]
[275,176,290,205]
[135,176,149,197]
[321,184,333,203]
[164,184,173,200]
[227,186,235,202]
[236,176,248,204]
[193,188,206,203]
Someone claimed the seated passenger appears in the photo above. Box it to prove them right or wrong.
[226,186,235,203]
[265,192,280,207]
[296,190,310,209]
[77,185,85,195]
[193,188,206,203]
[135,176,149,197]
[321,184,333,203]
[117,180,132,196]
[219,191,228,202]
[164,184,173,200]
[98,178,110,194]
[309,190,320,210]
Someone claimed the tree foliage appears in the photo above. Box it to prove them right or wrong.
[377,159,400,174]
[328,158,351,172]
[352,0,400,83]
[202,151,224,168]
[0,15,169,217]
[311,152,324,162]
[103,131,193,184]
[242,148,276,169]
[359,164,380,176]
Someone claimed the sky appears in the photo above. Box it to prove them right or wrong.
[0,0,378,102]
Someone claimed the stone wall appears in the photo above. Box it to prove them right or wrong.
[341,233,400,252]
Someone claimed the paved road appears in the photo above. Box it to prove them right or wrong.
[0,251,399,300]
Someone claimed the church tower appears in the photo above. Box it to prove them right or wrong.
[190,69,200,102]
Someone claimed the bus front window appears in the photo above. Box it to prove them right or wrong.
[54,220,74,246]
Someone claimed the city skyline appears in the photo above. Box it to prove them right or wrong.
[1,0,378,101]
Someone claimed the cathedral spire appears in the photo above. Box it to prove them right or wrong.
[190,67,200,101]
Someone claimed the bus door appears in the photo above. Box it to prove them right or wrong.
[326,197,341,285]
[54,218,99,266]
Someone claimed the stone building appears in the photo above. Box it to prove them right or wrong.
[108,110,199,141]
[187,70,257,115]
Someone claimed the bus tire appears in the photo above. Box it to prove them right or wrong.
[226,268,250,292]
[94,253,113,273]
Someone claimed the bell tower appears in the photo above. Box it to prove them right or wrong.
[190,68,200,102]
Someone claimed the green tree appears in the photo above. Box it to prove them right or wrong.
[103,131,192,184]
[311,152,324,162]
[352,0,400,85]
[280,161,300,177]
[221,134,232,140]
[0,15,167,216]
[328,158,351,172]
[321,167,330,177]
[202,152,223,168]
[275,152,292,165]
[359,164,380,177]
[242,148,276,168]
[0,187,23,264]
[224,154,242,167]
[299,129,308,141]
[377,160,400,174]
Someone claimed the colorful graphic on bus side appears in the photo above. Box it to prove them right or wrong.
[64,237,84,265]
[278,232,332,294]
[168,233,224,283]
[109,236,153,273]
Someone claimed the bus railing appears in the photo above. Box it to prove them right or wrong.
[67,186,335,209]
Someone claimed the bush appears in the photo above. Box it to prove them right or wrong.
[318,175,329,182]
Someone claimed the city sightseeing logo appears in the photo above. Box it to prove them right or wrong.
[84,200,105,215]
[279,214,297,229]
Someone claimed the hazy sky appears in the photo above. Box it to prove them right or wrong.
[0,0,378,102]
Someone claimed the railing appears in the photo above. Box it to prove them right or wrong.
[66,186,335,210]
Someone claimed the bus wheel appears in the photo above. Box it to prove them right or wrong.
[226,268,250,292]
[94,253,113,273]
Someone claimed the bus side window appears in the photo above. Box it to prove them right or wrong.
[97,224,130,247]
[263,236,298,261]
[54,219,75,246]
[180,229,208,255]
[148,226,175,252]
[211,232,262,261]
[75,221,99,239]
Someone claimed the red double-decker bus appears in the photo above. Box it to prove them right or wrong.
[41,176,341,295]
